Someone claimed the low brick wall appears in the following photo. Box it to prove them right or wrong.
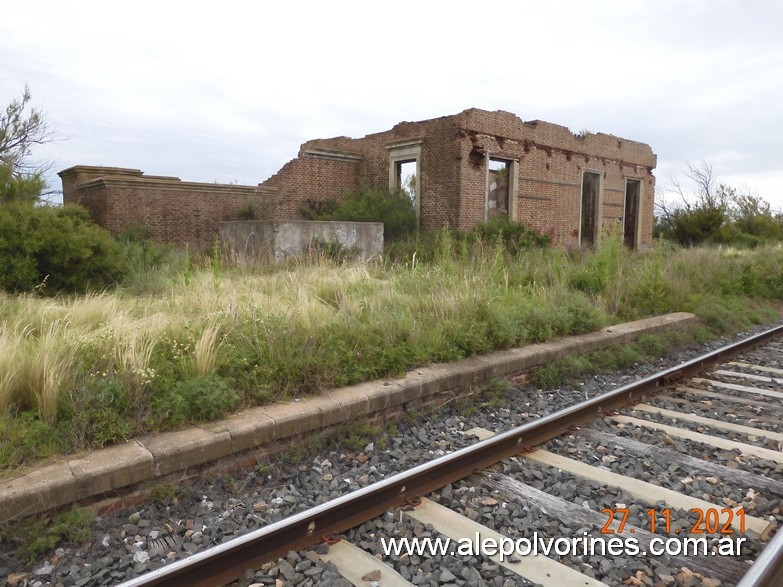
[58,166,277,251]
[220,220,384,263]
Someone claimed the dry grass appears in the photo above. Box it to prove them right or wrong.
[2,238,783,468]
[0,320,79,424]
[193,325,221,376]
[0,330,21,412]
[107,312,168,384]
[27,321,75,423]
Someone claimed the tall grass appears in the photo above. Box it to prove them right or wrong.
[0,331,20,411]
[193,325,221,376]
[27,320,76,423]
[1,234,782,469]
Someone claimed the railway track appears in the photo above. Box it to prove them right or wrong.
[116,325,783,587]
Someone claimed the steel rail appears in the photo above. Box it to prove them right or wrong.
[737,521,783,587]
[121,323,783,587]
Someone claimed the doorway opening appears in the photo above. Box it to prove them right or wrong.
[624,179,641,248]
[388,140,422,226]
[580,171,602,247]
[396,160,418,206]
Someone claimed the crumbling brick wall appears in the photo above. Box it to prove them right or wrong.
[260,155,361,221]
[61,108,657,251]
[300,115,464,229]
[454,109,656,246]
[272,109,656,247]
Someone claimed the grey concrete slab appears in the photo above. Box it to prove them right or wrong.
[215,408,276,453]
[69,441,154,500]
[0,461,76,524]
[140,427,233,476]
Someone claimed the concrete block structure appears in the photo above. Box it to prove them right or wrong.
[220,220,384,264]
[60,108,657,250]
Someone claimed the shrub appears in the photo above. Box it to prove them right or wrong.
[302,186,417,241]
[113,220,190,295]
[63,378,136,448]
[471,215,551,252]
[233,201,268,221]
[384,218,550,265]
[300,198,339,220]
[0,411,64,470]
[150,374,239,428]
[0,202,124,294]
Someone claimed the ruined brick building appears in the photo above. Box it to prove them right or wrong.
[60,108,657,250]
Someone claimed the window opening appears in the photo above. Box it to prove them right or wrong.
[487,158,510,219]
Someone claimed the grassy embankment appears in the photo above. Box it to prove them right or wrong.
[1,234,782,472]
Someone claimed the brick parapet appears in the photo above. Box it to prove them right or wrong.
[59,166,277,250]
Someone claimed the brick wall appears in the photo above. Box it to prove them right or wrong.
[454,110,657,247]
[297,115,464,229]
[61,109,657,251]
[59,166,277,250]
[280,109,657,245]
[259,155,360,221]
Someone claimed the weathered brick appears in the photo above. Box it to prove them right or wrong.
[59,108,656,250]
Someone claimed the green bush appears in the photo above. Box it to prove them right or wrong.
[116,228,187,295]
[151,374,239,428]
[0,508,93,564]
[656,204,725,246]
[384,218,550,266]
[0,411,64,469]
[302,186,417,241]
[63,378,136,448]
[471,215,551,252]
[0,202,124,294]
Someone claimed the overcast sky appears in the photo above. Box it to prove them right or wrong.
[2,0,782,207]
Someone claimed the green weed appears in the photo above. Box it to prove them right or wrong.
[335,421,381,452]
[148,483,193,506]
[534,328,697,389]
[281,446,305,466]
[0,508,93,565]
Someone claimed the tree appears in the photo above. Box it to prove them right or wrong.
[0,202,124,294]
[0,161,45,204]
[654,162,729,246]
[655,161,783,247]
[728,193,783,241]
[0,85,55,203]
[0,85,53,174]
